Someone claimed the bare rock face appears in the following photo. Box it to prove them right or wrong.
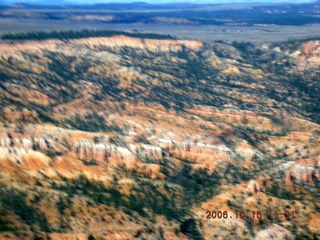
[0,147,51,166]
[285,171,293,182]
[255,224,294,240]
[72,35,203,53]
[0,39,59,56]
[299,41,320,68]
[73,137,232,164]
[181,141,231,155]
[247,180,261,195]
[285,157,320,183]
[157,138,231,158]
[106,231,135,240]
[73,140,136,163]
[48,233,88,240]
[0,136,53,151]
[73,140,164,163]
[157,138,177,151]
[131,144,162,160]
[0,136,58,167]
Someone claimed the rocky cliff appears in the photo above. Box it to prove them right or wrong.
[285,157,320,183]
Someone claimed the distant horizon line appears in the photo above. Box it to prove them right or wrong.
[1,0,317,6]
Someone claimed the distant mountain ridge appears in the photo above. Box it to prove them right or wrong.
[2,0,320,26]
[2,0,70,6]
[1,0,316,6]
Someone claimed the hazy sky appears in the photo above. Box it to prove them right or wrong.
[2,0,316,4]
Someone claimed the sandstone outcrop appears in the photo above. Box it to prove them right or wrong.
[1,33,320,239]
[0,147,51,166]
[247,180,261,195]
[285,157,320,183]
[73,140,135,163]
[0,136,62,167]
[255,224,294,240]
[72,35,203,53]
[0,136,55,151]
[72,137,233,164]
[157,138,231,157]
[131,144,162,160]
[299,40,320,68]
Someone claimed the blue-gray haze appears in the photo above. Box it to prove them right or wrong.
[1,0,316,5]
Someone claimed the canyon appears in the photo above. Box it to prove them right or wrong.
[0,33,319,239]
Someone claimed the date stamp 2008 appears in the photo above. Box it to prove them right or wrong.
[205,210,296,220]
